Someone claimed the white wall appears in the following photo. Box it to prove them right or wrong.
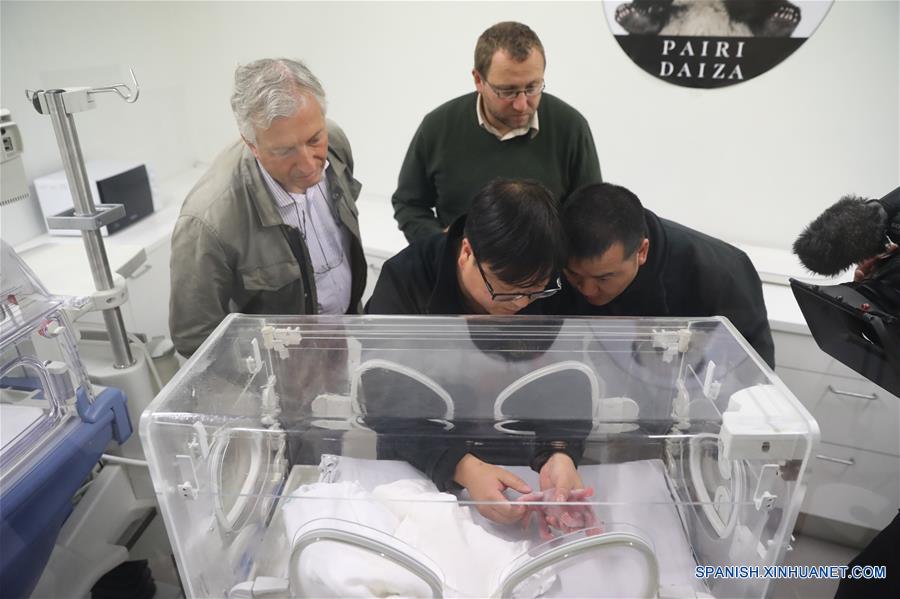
[2,0,897,251]
[1,1,195,180]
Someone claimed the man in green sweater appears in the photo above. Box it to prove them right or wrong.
[392,21,603,242]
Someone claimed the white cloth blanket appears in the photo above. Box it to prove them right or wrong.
[306,455,708,598]
[282,477,553,598]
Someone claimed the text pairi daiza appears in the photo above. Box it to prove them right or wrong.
[659,38,745,80]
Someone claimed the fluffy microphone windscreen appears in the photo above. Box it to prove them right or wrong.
[793,196,886,276]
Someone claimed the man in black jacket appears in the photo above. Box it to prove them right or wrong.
[367,178,565,316]
[554,182,775,367]
[367,179,589,526]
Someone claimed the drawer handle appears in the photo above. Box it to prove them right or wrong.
[815,454,855,466]
[827,385,878,400]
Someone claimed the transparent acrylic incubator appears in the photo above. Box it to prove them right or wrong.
[142,315,819,598]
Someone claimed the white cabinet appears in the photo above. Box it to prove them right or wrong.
[803,441,900,530]
[771,327,900,532]
[121,240,172,339]
[775,365,899,456]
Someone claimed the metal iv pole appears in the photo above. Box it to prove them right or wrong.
[26,70,141,368]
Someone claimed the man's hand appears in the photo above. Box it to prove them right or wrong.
[454,454,532,524]
[514,452,601,539]
[517,487,601,540]
[539,452,584,498]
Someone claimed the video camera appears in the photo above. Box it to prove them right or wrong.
[790,187,900,397]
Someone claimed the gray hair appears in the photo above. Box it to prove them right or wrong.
[230,58,327,143]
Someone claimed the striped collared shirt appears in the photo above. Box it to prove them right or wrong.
[257,160,352,314]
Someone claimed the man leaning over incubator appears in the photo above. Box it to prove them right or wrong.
[169,58,366,356]
[369,179,594,530]
[549,182,775,366]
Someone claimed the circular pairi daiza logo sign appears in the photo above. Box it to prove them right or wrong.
[604,0,833,88]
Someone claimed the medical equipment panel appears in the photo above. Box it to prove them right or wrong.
[142,315,819,598]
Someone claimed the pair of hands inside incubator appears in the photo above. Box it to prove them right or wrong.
[454,452,602,538]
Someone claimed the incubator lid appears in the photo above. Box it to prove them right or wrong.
[144,314,817,436]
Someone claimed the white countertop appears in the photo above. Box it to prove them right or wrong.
[14,165,207,298]
[735,242,846,287]
[736,243,848,334]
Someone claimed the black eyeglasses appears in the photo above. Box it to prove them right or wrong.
[475,258,562,303]
[484,80,545,101]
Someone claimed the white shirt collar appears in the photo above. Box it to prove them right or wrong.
[475,94,539,141]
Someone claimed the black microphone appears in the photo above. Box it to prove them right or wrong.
[793,189,898,277]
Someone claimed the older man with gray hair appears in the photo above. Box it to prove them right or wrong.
[170,58,366,356]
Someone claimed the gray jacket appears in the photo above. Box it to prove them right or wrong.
[169,121,366,356]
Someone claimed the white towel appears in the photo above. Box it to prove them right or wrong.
[316,455,707,597]
[282,480,432,598]
[283,477,552,597]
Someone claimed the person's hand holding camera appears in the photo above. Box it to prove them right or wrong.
[854,241,898,282]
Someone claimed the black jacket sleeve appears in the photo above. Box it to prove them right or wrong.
[365,256,422,315]
[714,253,776,368]
[530,438,586,473]
[371,418,470,491]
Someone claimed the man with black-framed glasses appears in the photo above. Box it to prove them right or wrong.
[367,178,565,316]
[391,21,602,243]
[368,177,591,526]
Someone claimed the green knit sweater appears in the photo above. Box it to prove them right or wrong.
[391,92,603,242]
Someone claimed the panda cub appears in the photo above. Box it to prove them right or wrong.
[615,0,802,37]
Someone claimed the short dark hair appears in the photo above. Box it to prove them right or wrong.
[563,183,648,259]
[464,178,565,288]
[474,22,546,78]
